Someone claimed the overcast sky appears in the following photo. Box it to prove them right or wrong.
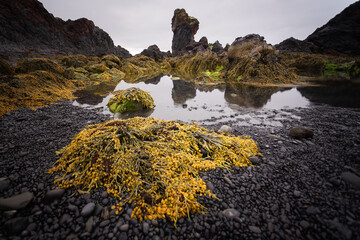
[39,0,357,55]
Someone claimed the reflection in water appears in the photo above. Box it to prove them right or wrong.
[224,84,284,109]
[72,75,360,122]
[172,80,196,104]
[298,80,360,108]
[114,109,154,119]
[144,75,162,85]
[73,90,104,105]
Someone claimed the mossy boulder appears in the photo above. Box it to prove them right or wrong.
[107,87,155,113]
[0,58,14,76]
[57,55,90,68]
[101,54,121,68]
[86,63,108,73]
[15,58,65,75]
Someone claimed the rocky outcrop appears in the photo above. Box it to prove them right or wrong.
[228,34,278,63]
[171,9,199,56]
[226,34,297,83]
[211,41,224,53]
[275,37,317,53]
[140,45,171,60]
[276,2,360,55]
[305,1,360,55]
[0,0,131,58]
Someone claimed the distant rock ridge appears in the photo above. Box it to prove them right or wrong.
[277,1,360,55]
[0,0,131,58]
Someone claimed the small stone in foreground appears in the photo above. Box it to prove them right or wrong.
[289,127,313,139]
[5,217,28,235]
[249,225,261,234]
[218,125,232,133]
[222,208,240,219]
[341,171,360,189]
[81,202,96,217]
[44,189,65,203]
[0,192,34,210]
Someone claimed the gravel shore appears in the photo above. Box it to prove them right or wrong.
[0,100,359,239]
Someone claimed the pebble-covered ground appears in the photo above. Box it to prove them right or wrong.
[0,100,359,239]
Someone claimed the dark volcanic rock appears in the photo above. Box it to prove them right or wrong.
[288,127,314,139]
[171,9,199,56]
[211,40,224,53]
[140,45,170,60]
[275,37,317,53]
[305,1,360,55]
[0,0,131,58]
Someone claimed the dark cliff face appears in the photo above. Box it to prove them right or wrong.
[277,2,360,55]
[0,0,131,58]
[306,1,360,55]
[171,9,199,56]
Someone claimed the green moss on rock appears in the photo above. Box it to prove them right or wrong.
[107,87,155,113]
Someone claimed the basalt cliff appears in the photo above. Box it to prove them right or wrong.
[0,0,131,60]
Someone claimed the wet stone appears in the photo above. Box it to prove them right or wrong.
[0,192,34,210]
[44,189,65,203]
[222,209,240,219]
[81,202,96,217]
[5,217,28,235]
[249,225,261,234]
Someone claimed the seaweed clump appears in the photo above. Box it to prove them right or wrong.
[107,87,155,113]
[49,117,259,223]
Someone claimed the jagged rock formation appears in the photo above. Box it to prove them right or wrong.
[140,45,171,60]
[277,2,360,55]
[211,41,224,53]
[275,37,317,53]
[171,9,199,56]
[0,0,131,58]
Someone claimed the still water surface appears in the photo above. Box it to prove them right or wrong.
[73,75,360,123]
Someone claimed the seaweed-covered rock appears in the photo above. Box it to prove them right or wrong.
[58,55,91,68]
[107,88,155,113]
[86,63,108,73]
[101,54,121,68]
[49,117,259,223]
[171,9,199,56]
[0,58,14,76]
[228,34,268,61]
[15,58,65,75]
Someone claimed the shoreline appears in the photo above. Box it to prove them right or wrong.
[0,100,359,239]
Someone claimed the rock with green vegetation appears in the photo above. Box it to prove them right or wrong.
[107,87,155,113]
[0,58,14,75]
[15,58,65,75]
[323,61,360,78]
